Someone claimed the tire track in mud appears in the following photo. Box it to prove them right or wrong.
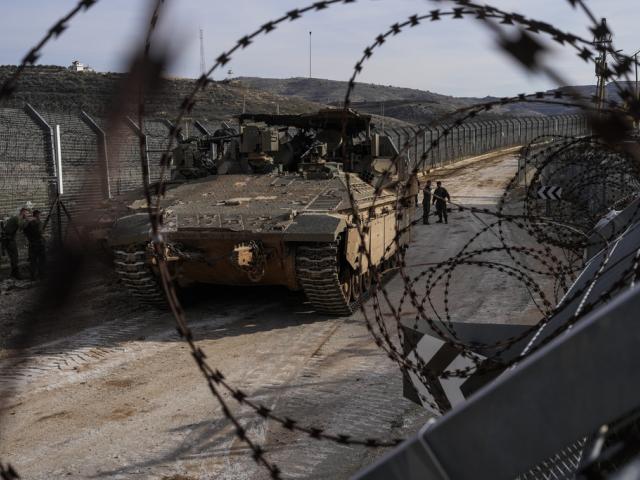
[254,315,429,480]
[192,309,429,480]
[171,317,344,479]
[0,317,151,393]
[0,300,277,399]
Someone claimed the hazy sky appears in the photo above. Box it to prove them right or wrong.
[1,0,637,97]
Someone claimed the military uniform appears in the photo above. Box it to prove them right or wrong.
[1,215,23,278]
[433,186,451,223]
[422,185,432,224]
[24,217,46,280]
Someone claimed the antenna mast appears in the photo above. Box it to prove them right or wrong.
[199,28,206,76]
[593,18,611,111]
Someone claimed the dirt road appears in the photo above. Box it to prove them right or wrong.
[0,152,542,479]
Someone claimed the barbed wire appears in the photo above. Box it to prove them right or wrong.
[109,0,640,475]
[2,0,640,478]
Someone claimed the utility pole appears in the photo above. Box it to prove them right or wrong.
[593,18,611,112]
[309,31,312,78]
[199,28,206,76]
[631,48,640,132]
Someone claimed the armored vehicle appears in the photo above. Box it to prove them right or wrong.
[109,109,417,315]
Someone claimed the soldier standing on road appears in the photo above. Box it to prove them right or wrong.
[432,181,451,224]
[24,209,46,280]
[422,180,432,224]
[1,207,29,279]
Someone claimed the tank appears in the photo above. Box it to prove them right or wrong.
[109,109,417,315]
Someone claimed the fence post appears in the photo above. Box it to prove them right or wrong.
[428,126,437,169]
[162,118,188,141]
[81,111,111,200]
[24,103,56,181]
[454,124,462,159]
[484,121,492,151]
[414,128,419,171]
[395,129,402,159]
[401,127,414,169]
[442,124,451,164]
[126,117,151,189]
[431,126,440,167]
[24,103,61,242]
[526,117,534,143]
[494,120,501,149]
[477,121,486,152]
[461,123,469,158]
[507,118,517,147]
[533,117,541,140]
[471,122,478,156]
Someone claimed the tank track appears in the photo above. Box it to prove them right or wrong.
[112,247,167,306]
[295,242,359,316]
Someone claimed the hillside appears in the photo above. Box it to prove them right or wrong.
[0,66,412,129]
[235,76,598,123]
[0,66,325,122]
[236,76,474,104]
[236,76,477,123]
[1,67,611,129]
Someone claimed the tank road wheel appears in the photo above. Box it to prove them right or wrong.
[351,271,362,301]
[295,242,361,316]
[112,246,167,307]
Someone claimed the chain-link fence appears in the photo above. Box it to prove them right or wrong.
[378,114,590,172]
[0,105,228,270]
[0,107,588,270]
[0,105,226,222]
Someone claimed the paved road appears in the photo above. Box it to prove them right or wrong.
[0,152,543,479]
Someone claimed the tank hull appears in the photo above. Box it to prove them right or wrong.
[107,146,417,315]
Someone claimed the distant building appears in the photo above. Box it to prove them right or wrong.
[68,60,94,72]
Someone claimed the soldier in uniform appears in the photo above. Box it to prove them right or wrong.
[422,180,432,224]
[24,209,46,280]
[1,207,29,279]
[432,181,451,224]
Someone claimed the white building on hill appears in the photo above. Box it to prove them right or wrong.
[68,60,94,72]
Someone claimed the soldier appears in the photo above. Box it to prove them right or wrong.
[432,181,451,224]
[24,209,46,280]
[1,207,29,279]
[422,180,432,224]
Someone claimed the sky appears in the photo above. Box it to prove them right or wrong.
[0,0,638,97]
